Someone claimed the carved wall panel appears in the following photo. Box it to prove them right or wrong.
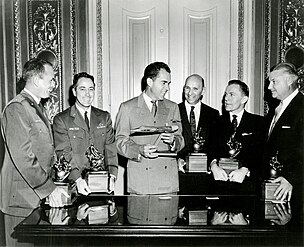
[28,0,62,123]
[280,0,304,91]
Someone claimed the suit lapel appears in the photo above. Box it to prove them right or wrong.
[269,92,301,140]
[70,105,88,131]
[90,107,102,132]
[180,102,192,137]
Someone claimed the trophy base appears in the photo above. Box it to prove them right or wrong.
[186,153,207,173]
[262,181,280,201]
[188,210,208,225]
[85,171,109,193]
[45,181,77,206]
[218,158,239,174]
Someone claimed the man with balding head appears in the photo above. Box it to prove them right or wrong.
[177,74,219,193]
[264,63,304,202]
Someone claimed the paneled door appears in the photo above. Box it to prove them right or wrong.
[104,0,239,117]
[105,0,169,118]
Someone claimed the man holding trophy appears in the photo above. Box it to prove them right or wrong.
[53,72,118,195]
[263,63,304,202]
[208,80,264,193]
[177,74,219,193]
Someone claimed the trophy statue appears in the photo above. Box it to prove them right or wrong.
[186,128,208,173]
[46,155,76,206]
[218,132,242,174]
[263,152,283,201]
[85,144,109,193]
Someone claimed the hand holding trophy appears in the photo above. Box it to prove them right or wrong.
[46,155,75,206]
[85,144,110,193]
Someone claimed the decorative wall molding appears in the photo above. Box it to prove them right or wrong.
[13,0,22,80]
[96,0,103,108]
[70,0,76,76]
[264,0,271,116]
[237,0,244,80]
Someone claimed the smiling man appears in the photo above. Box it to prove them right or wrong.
[263,63,304,202]
[177,74,219,194]
[115,62,184,194]
[207,80,265,194]
[53,72,118,195]
[0,58,69,246]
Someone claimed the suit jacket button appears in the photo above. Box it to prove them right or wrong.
[146,168,148,170]
[165,166,167,169]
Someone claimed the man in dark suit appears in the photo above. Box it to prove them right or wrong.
[115,62,184,194]
[53,72,118,195]
[0,58,68,246]
[264,63,304,202]
[208,80,264,194]
[177,74,219,194]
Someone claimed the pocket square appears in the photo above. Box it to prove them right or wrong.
[242,132,252,136]
[282,126,291,129]
[69,127,80,130]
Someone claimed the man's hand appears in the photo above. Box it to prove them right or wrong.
[76,178,91,196]
[77,203,90,221]
[49,208,70,225]
[178,158,186,173]
[160,133,175,145]
[210,161,228,181]
[272,176,293,201]
[211,211,228,225]
[228,213,249,225]
[139,144,158,158]
[271,202,292,225]
[48,187,70,208]
[228,167,248,183]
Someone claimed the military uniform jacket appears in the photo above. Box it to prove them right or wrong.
[0,90,56,217]
[115,93,185,194]
[53,105,118,181]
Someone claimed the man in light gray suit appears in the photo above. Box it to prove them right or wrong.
[115,62,184,194]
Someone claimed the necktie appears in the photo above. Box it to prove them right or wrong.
[84,111,90,130]
[190,106,196,137]
[268,101,282,137]
[232,115,238,132]
[151,101,157,117]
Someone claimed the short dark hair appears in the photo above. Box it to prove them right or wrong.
[228,79,249,97]
[73,72,95,88]
[22,58,53,82]
[141,62,171,91]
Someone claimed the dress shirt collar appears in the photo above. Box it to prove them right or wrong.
[75,103,92,121]
[185,101,201,126]
[143,92,158,111]
[280,88,299,115]
[24,88,40,105]
[229,109,244,127]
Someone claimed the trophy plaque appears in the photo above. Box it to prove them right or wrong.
[263,152,283,201]
[186,129,208,172]
[85,144,109,193]
[218,133,241,174]
[46,155,76,206]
